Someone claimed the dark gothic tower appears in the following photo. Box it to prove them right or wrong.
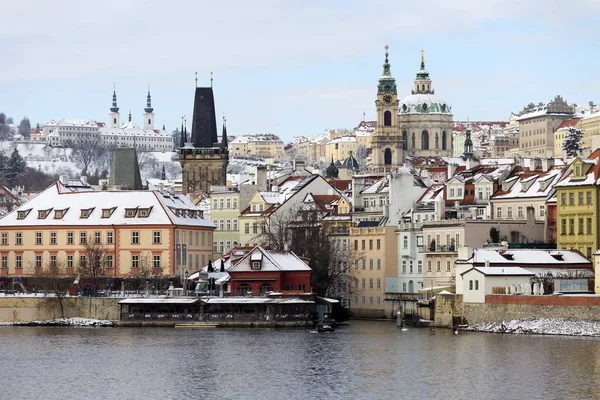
[179,76,229,195]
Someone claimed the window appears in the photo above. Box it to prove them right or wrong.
[403,236,408,248]
[507,207,512,218]
[0,233,7,245]
[409,261,413,274]
[561,219,566,235]
[561,193,566,205]
[50,255,57,268]
[226,198,231,209]
[35,232,42,245]
[418,260,422,273]
[1,256,7,269]
[469,280,473,290]
[354,240,358,251]
[377,259,381,270]
[67,232,74,245]
[213,242,217,253]
[132,231,139,244]
[36,255,42,268]
[50,232,57,245]
[428,261,432,272]
[354,260,358,269]
[219,220,224,231]
[377,239,381,250]
[153,255,160,269]
[377,279,381,289]
[16,232,22,245]
[101,208,114,218]
[402,261,406,274]
[245,223,250,234]
[80,231,87,245]
[298,284,306,292]
[233,220,238,231]
[106,231,114,245]
[66,255,73,269]
[369,240,373,250]
[579,192,584,205]
[219,241,224,253]
[446,261,451,271]
[16,255,22,269]
[226,220,231,231]
[362,279,366,289]
[569,219,574,235]
[496,207,502,218]
[369,296,374,305]
[94,231,101,244]
[138,208,150,218]
[153,231,161,244]
[587,218,592,235]
[475,280,479,290]
[362,240,365,250]
[125,209,136,218]
[403,283,407,292]
[569,192,574,205]
[131,255,139,268]
[362,260,366,270]
[219,199,224,209]
[587,191,592,205]
[436,261,441,272]
[369,279,373,289]
[80,208,93,218]
[517,206,523,219]
[539,205,545,218]
[233,198,238,209]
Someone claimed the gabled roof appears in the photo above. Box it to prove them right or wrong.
[228,246,311,272]
[492,165,565,200]
[461,266,535,277]
[465,249,591,267]
[555,149,600,188]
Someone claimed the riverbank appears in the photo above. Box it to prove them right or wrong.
[465,318,600,337]
[0,317,115,327]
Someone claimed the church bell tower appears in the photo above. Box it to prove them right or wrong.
[371,46,402,170]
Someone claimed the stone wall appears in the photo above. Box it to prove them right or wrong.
[0,297,122,322]
[434,293,463,328]
[464,295,600,324]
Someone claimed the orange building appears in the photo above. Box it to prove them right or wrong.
[0,182,214,278]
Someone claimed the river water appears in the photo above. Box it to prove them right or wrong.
[1,321,599,400]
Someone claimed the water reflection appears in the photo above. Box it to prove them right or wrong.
[0,322,598,399]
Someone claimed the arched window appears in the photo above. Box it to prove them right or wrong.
[421,130,429,150]
[412,132,415,149]
[236,283,252,297]
[384,111,392,126]
[435,133,439,149]
[408,280,414,293]
[442,131,447,150]
[384,148,392,165]
[259,283,274,296]
[421,84,425,92]
[402,131,407,150]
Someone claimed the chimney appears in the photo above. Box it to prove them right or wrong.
[541,158,555,171]
[255,166,267,192]
[59,175,68,185]
[485,259,490,268]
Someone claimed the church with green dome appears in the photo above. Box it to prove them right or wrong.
[371,48,454,170]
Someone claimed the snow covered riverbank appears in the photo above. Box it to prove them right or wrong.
[465,318,600,337]
[0,318,114,327]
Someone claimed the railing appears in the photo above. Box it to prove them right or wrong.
[419,245,457,253]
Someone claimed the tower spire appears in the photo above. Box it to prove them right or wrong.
[210,72,213,88]
[377,45,396,95]
[180,115,185,148]
[195,72,198,88]
[110,84,119,113]
[184,116,187,145]
[145,84,153,113]
[221,114,228,150]
[128,110,132,122]
[381,45,392,77]
[420,49,425,70]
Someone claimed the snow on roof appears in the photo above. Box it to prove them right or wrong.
[229,246,311,273]
[471,249,591,266]
[329,136,357,144]
[203,297,313,304]
[492,166,565,200]
[1,182,214,228]
[463,266,535,276]
[555,149,600,187]
[119,298,200,304]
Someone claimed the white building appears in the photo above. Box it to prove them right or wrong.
[44,89,173,152]
[461,267,534,303]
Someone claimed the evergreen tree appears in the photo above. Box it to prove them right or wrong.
[0,112,5,124]
[18,117,31,139]
[562,127,584,157]
[5,148,27,187]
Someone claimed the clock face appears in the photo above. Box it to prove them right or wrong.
[383,95,393,105]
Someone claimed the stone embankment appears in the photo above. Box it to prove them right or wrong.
[465,318,600,337]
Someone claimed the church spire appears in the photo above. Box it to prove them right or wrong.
[221,115,228,149]
[110,84,119,113]
[161,164,166,180]
[377,45,397,95]
[145,85,154,113]
[128,110,132,122]
[416,49,430,80]
[184,116,188,145]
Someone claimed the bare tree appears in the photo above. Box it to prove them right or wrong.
[41,261,74,318]
[65,137,108,176]
[78,237,109,295]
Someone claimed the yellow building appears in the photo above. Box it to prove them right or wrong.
[0,182,214,278]
[229,135,284,159]
[580,111,600,153]
[553,119,581,158]
[555,149,600,259]
[238,191,279,247]
[349,225,398,318]
[325,136,358,162]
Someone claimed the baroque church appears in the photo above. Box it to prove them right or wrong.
[179,84,229,195]
[371,47,453,170]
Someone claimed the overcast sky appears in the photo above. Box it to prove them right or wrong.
[1,0,598,141]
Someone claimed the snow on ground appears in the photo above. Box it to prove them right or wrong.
[0,318,114,327]
[466,318,600,337]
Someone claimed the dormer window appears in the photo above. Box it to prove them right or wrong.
[138,207,152,218]
[17,209,32,220]
[575,165,581,177]
[251,261,261,270]
[80,208,94,218]
[38,209,52,219]
[54,208,68,219]
[250,252,263,270]
[124,208,137,218]
[101,207,116,218]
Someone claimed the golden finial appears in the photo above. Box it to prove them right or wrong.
[195,72,198,87]
[210,72,213,88]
